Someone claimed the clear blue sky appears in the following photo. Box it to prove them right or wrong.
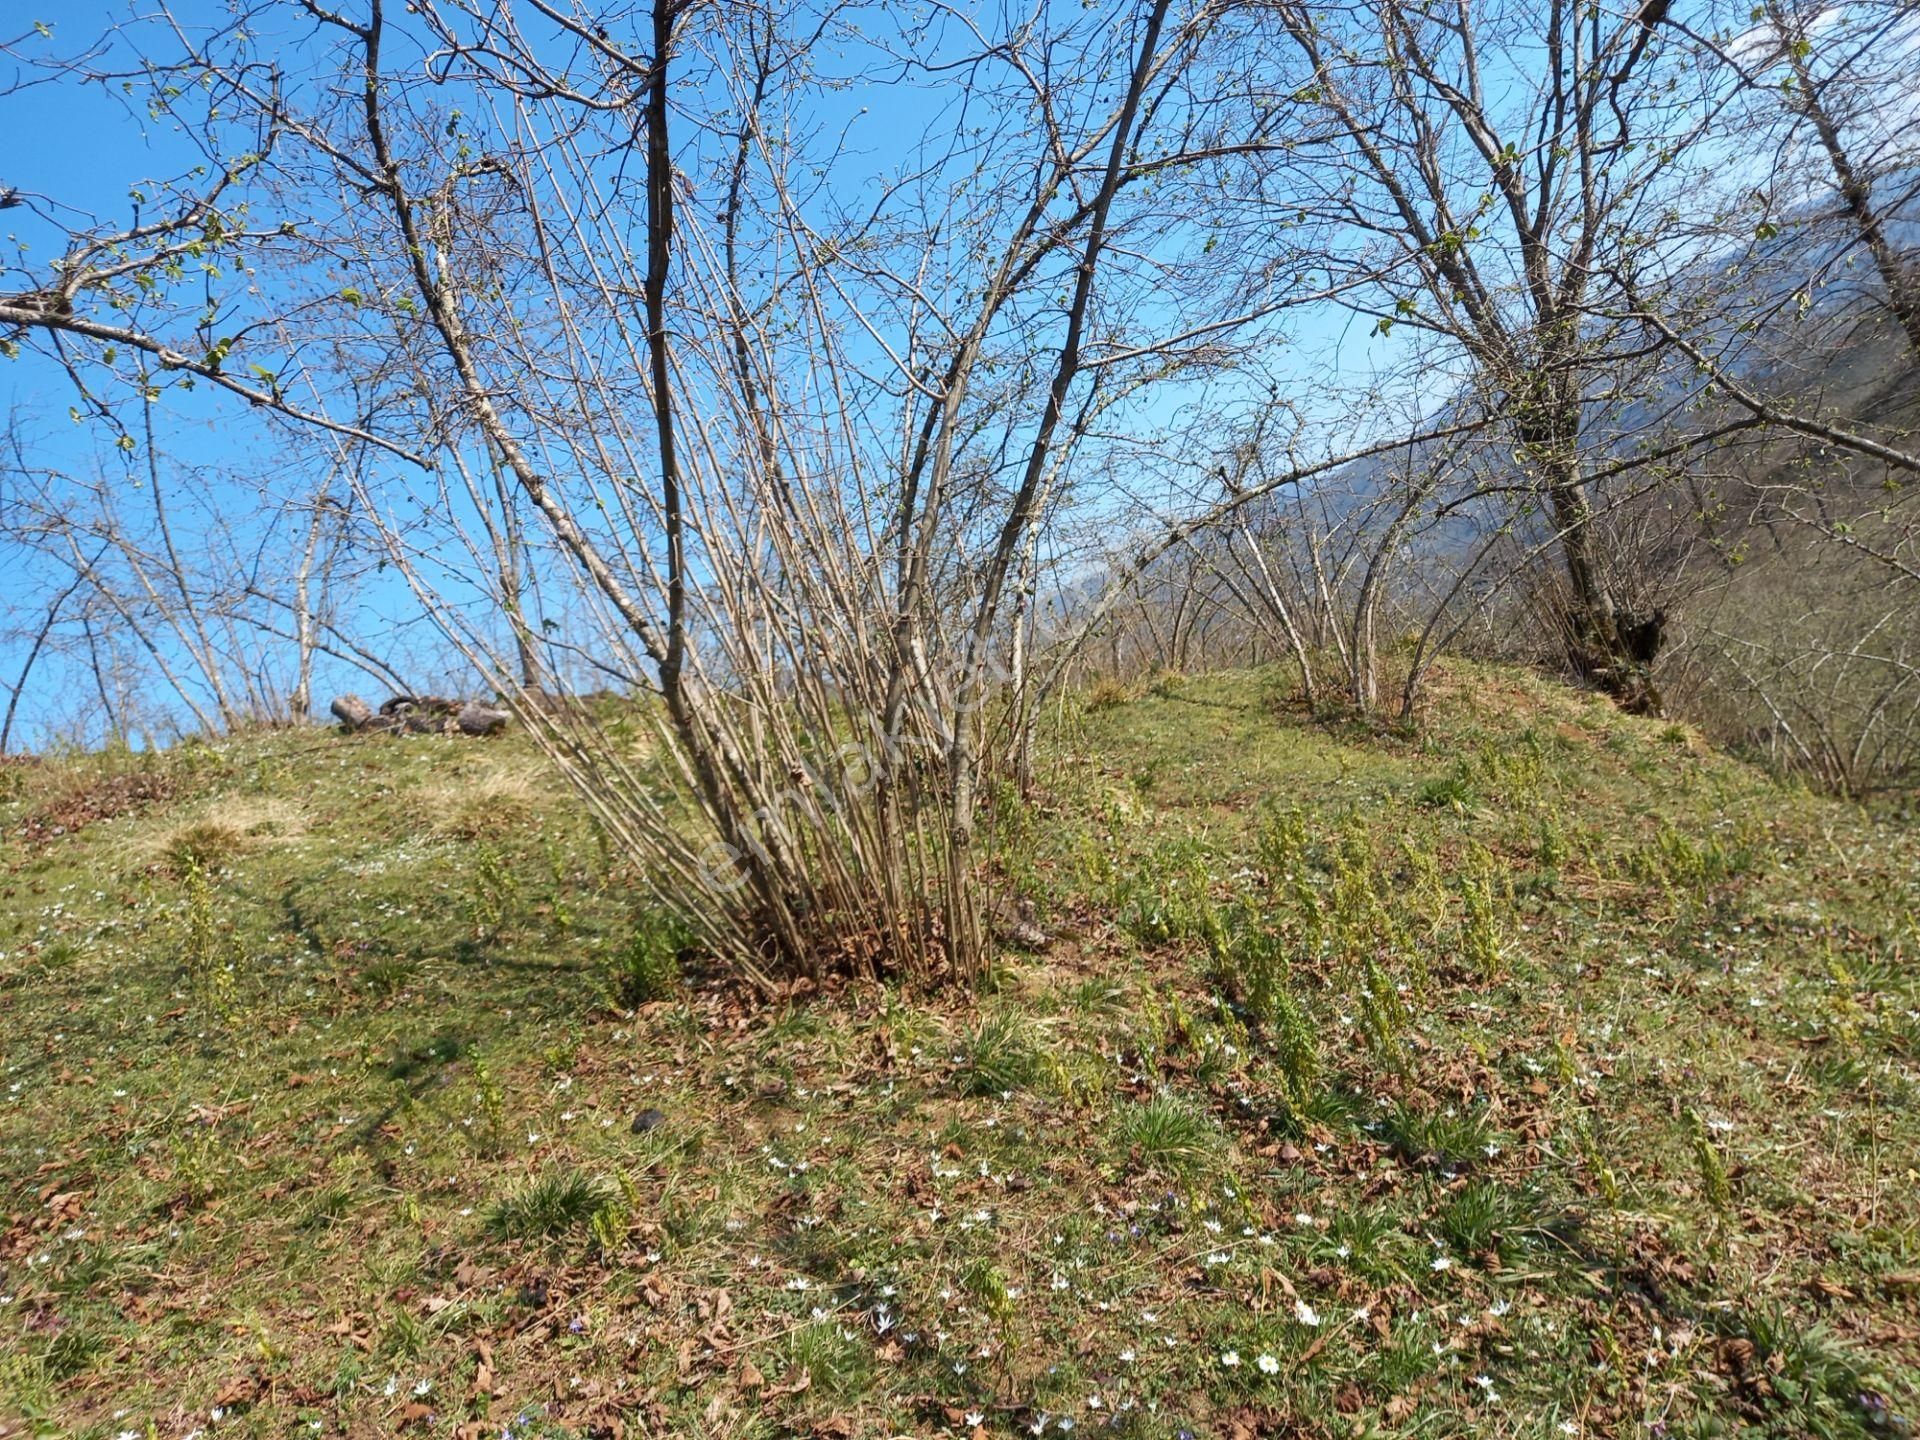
[0,0,1436,748]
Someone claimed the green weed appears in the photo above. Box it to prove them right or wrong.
[465,842,521,938]
[602,907,689,1009]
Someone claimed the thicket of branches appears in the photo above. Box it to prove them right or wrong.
[3,0,1918,987]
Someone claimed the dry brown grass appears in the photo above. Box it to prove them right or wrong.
[414,753,552,839]
[129,796,309,876]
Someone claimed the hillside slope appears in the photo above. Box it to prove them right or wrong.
[2,664,1917,1439]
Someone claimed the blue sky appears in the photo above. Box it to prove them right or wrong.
[0,0,1403,745]
[4,0,1795,749]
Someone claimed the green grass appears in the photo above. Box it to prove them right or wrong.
[485,1168,619,1242]
[953,1010,1039,1096]
[1111,1094,1223,1177]
[2,660,1918,1439]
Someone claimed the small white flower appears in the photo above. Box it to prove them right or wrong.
[1431,1254,1453,1271]
[1118,1349,1136,1363]
[966,1414,984,1427]
[1256,1354,1280,1374]
[1294,1300,1321,1327]
[1220,1350,1241,1367]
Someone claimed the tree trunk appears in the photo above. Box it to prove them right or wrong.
[290,494,328,724]
[330,693,376,731]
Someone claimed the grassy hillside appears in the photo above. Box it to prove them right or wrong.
[2,664,1917,1440]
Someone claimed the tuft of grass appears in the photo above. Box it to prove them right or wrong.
[775,1318,874,1401]
[159,818,246,876]
[1437,1178,1531,1262]
[1084,675,1133,711]
[135,795,306,876]
[39,1327,103,1383]
[1416,768,1475,812]
[418,757,544,839]
[1325,1204,1412,1283]
[954,1010,1038,1096]
[359,955,418,998]
[1379,1099,1495,1169]
[1112,1093,1222,1176]
[1718,1306,1902,1440]
[485,1169,617,1242]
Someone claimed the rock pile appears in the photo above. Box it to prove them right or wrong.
[329,693,511,737]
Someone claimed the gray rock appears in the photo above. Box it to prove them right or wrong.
[457,701,511,736]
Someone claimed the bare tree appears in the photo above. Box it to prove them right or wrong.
[1179,0,1754,708]
[1695,0,1920,361]
[0,0,1287,988]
